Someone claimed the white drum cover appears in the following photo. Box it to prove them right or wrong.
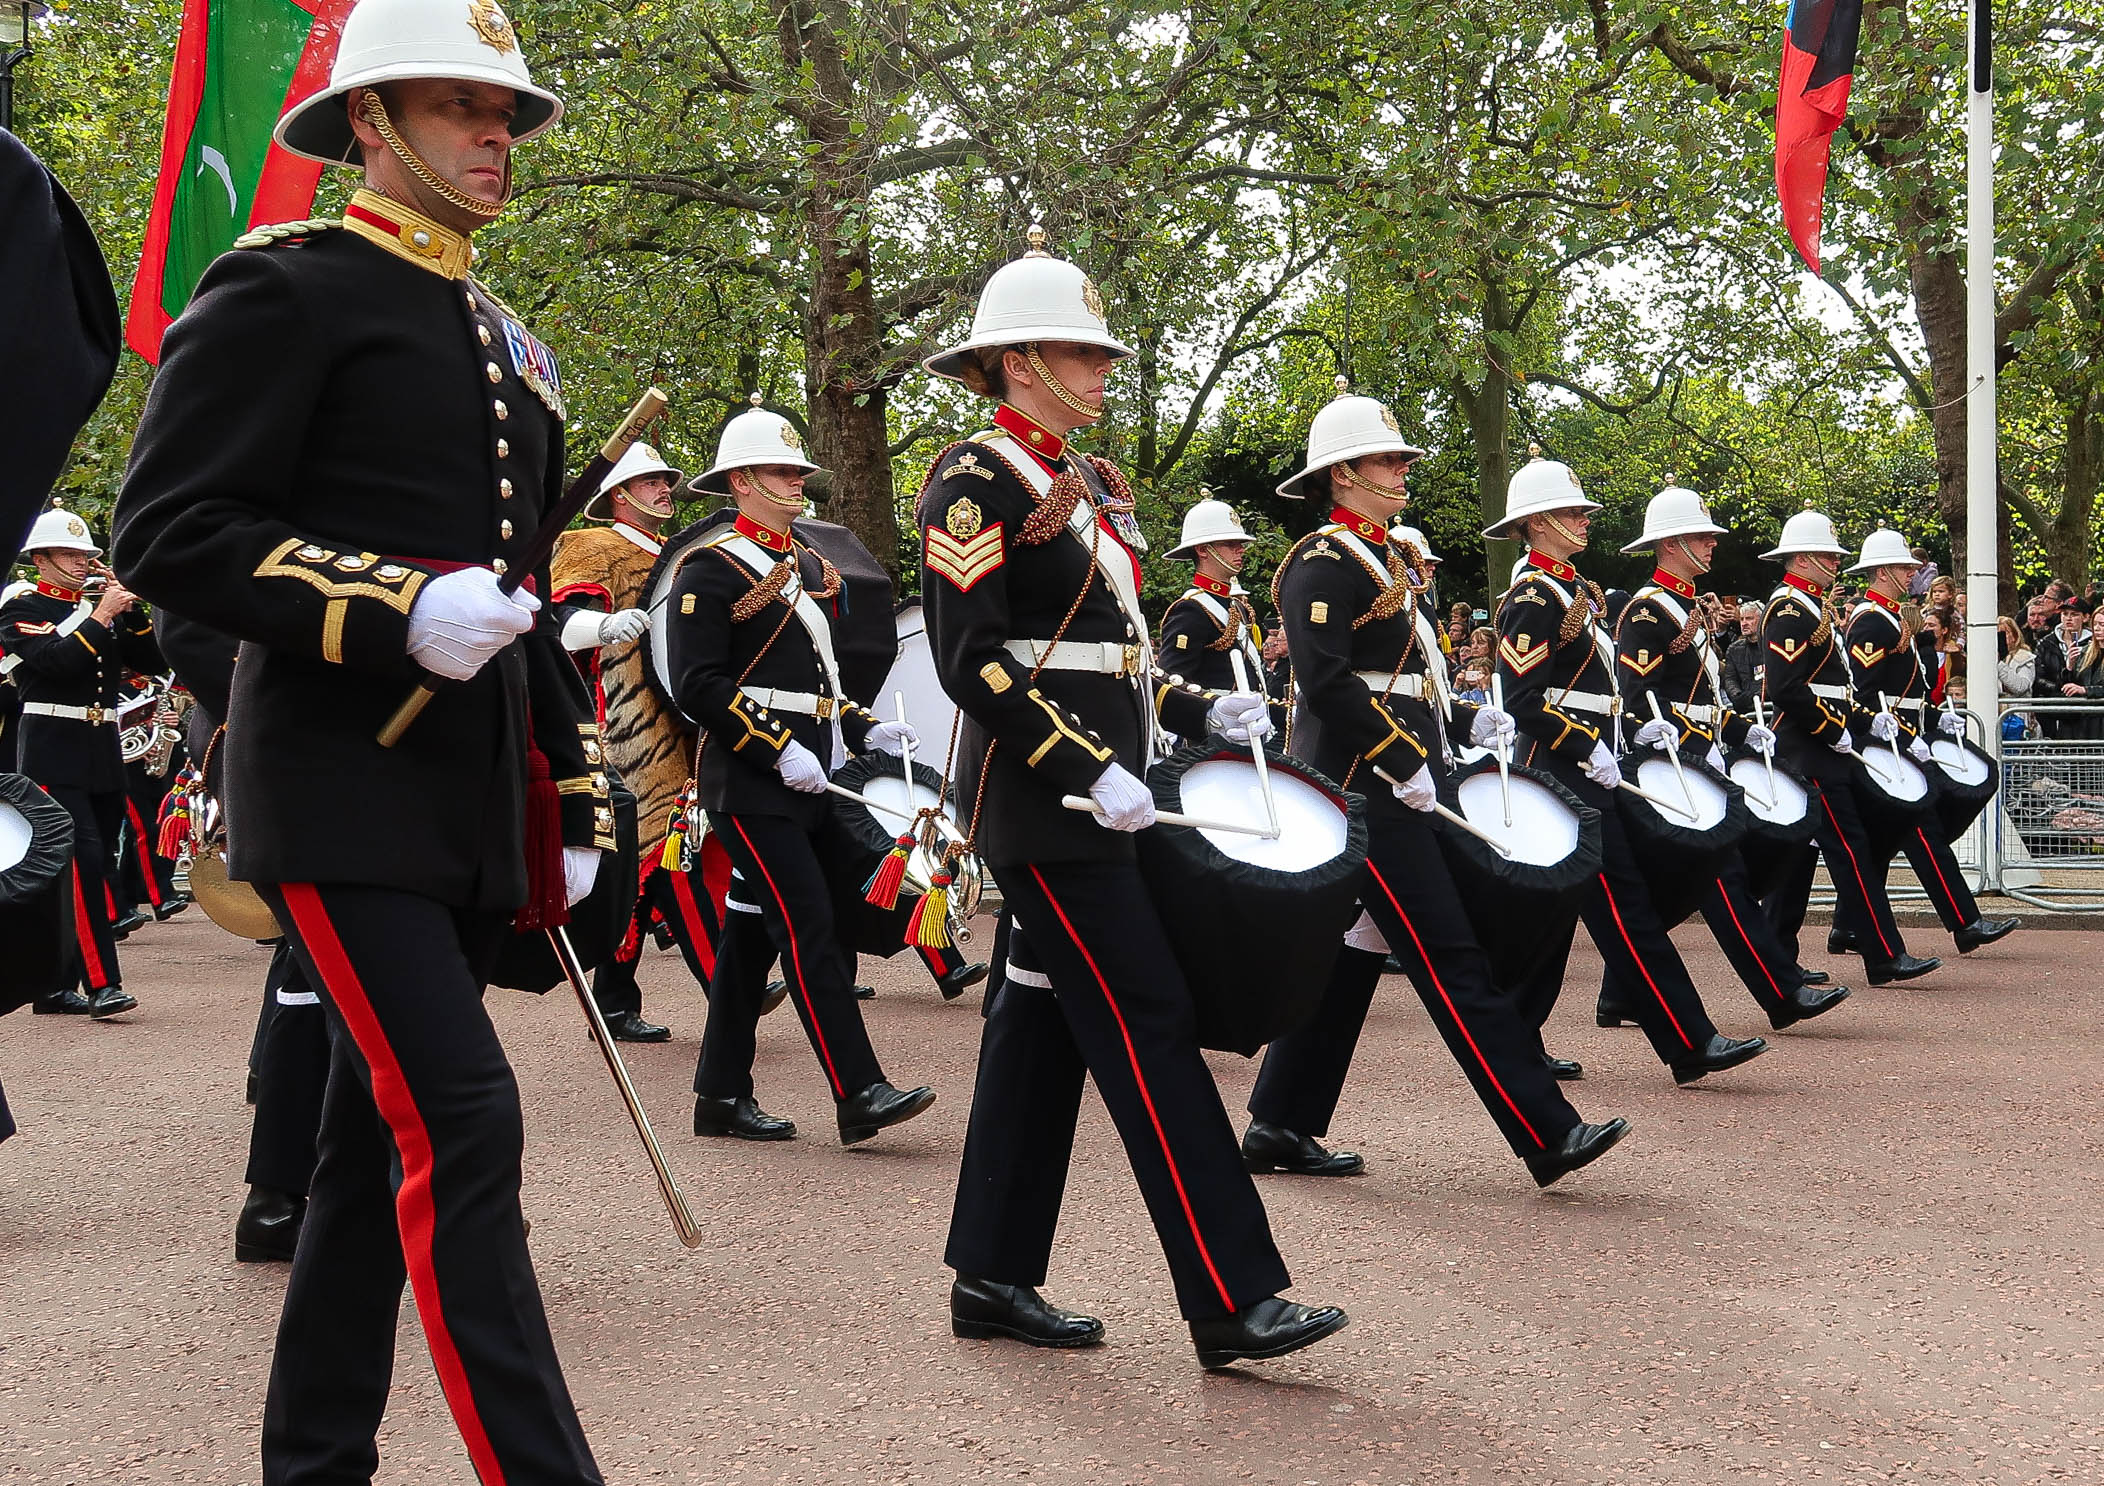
[876,603,959,761]
[1930,736,1991,787]
[0,802,29,872]
[1177,759,1345,872]
[852,769,951,888]
[1454,771,1581,867]
[1860,748,1931,802]
[1729,756,1807,824]
[1634,756,1730,831]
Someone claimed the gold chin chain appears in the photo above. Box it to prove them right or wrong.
[1543,510,1588,551]
[1024,343,1101,421]
[1337,460,1408,510]
[361,92,507,221]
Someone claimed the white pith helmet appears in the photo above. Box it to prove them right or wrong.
[1620,478,1728,553]
[1759,507,1847,561]
[691,396,823,496]
[274,0,564,167]
[1394,524,1441,563]
[582,442,684,522]
[23,506,100,556]
[1484,446,1599,538]
[1276,377,1428,499]
[1166,498,1253,559]
[1848,527,1920,574]
[923,226,1134,391]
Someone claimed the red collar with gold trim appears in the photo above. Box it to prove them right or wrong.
[1192,571,1233,597]
[733,512,794,554]
[1527,550,1576,582]
[341,189,475,280]
[1651,568,1697,600]
[1329,506,1386,544]
[34,579,84,600]
[1866,587,1902,613]
[1782,571,1826,599]
[994,405,1066,463]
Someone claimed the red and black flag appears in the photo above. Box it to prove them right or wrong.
[1774,0,1863,275]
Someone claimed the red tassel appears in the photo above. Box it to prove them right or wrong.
[862,835,913,910]
[156,803,190,861]
[513,742,568,932]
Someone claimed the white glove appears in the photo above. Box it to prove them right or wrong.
[1469,706,1516,750]
[775,739,828,793]
[404,567,538,681]
[1829,729,1857,756]
[1207,691,1274,744]
[1087,762,1157,832]
[863,719,920,755]
[1579,740,1623,790]
[1938,710,1965,738]
[1390,763,1437,812]
[1633,718,1678,753]
[562,846,601,907]
[1869,711,1901,742]
[1908,735,1932,762]
[1743,722,1777,753]
[558,606,648,651]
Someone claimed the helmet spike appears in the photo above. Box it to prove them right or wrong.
[1527,442,1543,459]
[749,391,764,407]
[1024,223,1049,256]
[1332,373,1350,397]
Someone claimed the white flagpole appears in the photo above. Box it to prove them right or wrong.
[1963,0,2001,890]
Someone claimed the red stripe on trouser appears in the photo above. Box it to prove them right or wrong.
[730,819,846,1097]
[277,885,510,1486]
[103,880,118,921]
[1596,874,1694,1049]
[667,868,718,980]
[1715,882,1782,996]
[1026,866,1237,1312]
[1915,828,1963,919]
[1820,795,1895,959]
[1366,861,1544,1147]
[124,797,167,908]
[71,863,109,988]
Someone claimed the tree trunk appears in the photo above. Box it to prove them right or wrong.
[1456,274,1516,598]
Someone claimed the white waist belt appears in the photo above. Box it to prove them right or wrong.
[1666,701,1715,723]
[1809,683,1850,701]
[1354,671,1427,699]
[22,701,119,725]
[1890,695,1926,712]
[1005,638,1144,677]
[739,685,841,719]
[1553,689,1620,718]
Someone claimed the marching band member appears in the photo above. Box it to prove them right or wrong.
[113,1,613,1477]
[1600,482,1852,1030]
[0,505,150,1019]
[1754,512,1940,985]
[1837,529,2019,956]
[1490,454,1769,1083]
[1158,498,1267,695]
[663,397,936,1146]
[920,229,1346,1368]
[1244,386,1628,1187]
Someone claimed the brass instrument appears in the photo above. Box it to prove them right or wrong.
[119,674,190,776]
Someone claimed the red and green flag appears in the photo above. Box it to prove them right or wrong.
[125,0,356,363]
[1774,0,1863,275]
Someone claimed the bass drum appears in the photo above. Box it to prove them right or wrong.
[1928,734,1998,840]
[489,776,641,994]
[0,774,77,1012]
[1726,747,1820,900]
[825,751,981,956]
[1619,747,1750,926]
[1437,755,1602,988]
[1139,744,1367,1056]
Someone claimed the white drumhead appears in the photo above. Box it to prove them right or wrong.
[1634,757,1730,831]
[1178,759,1346,871]
[0,802,29,872]
[1454,771,1580,867]
[1930,737,1990,786]
[855,772,950,884]
[1729,757,1808,825]
[876,602,959,755]
[1860,748,1930,802]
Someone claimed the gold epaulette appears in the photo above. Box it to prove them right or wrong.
[233,219,341,250]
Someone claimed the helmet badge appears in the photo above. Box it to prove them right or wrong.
[468,0,517,55]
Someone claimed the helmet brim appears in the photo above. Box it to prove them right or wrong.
[272,69,563,167]
[688,454,825,497]
[1619,520,1728,554]
[923,330,1136,387]
[1275,439,1430,499]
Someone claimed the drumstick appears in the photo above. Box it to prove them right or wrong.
[825,780,916,825]
[893,689,917,802]
[1369,763,1514,859]
[1646,693,1696,814]
[1229,651,1281,840]
[1489,675,1513,827]
[1617,779,1701,822]
[1877,689,1907,770]
[1058,795,1273,837]
[1751,694,1779,798]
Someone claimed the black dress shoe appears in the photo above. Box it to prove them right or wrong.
[1595,997,1637,1028]
[852,983,877,1000]
[1953,916,2020,953]
[87,985,137,1019]
[1542,1052,1584,1080]
[1795,966,1832,986]
[692,1095,796,1140]
[1241,1120,1364,1176]
[1865,953,1941,986]
[1189,1296,1349,1370]
[234,1185,305,1262]
[152,895,192,922]
[1523,1117,1631,1188]
[1827,927,1858,957]
[649,921,676,951]
[936,961,989,1002]
[1382,953,1406,975]
[602,1010,671,1043]
[760,979,790,1016]
[33,988,94,1015]
[1767,982,1851,1030]
[950,1277,1104,1348]
[1670,1033,1769,1085]
[836,1081,936,1144]
[111,909,151,939]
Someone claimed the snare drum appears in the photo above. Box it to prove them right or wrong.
[1138,745,1368,1056]
[1928,734,1998,840]
[1853,745,1942,839]
[827,751,983,955]
[0,773,78,1008]
[1437,755,1602,987]
[1726,746,1820,899]
[1618,747,1750,925]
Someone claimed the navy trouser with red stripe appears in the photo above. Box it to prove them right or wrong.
[692,896,773,1099]
[1763,773,1910,973]
[246,941,331,1198]
[946,859,1291,1322]
[1874,817,1979,934]
[1510,759,1725,1064]
[256,883,602,1486]
[46,786,124,992]
[591,862,720,1019]
[119,762,178,913]
[701,811,885,1103]
[1251,811,1584,1159]
[1601,850,1807,1018]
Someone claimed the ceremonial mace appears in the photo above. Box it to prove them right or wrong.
[378,387,671,746]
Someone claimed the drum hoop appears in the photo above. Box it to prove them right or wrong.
[1444,754,1603,889]
[1144,744,1368,891]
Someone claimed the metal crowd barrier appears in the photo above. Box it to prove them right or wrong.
[1987,697,2104,912]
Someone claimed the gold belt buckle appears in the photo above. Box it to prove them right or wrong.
[1120,643,1141,677]
[85,705,107,725]
[815,696,835,720]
